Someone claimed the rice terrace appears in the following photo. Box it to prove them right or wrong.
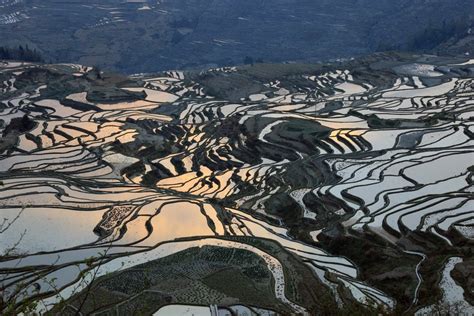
[0,0,474,315]
[0,52,473,315]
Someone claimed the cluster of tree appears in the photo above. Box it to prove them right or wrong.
[243,56,264,65]
[408,18,473,51]
[0,45,43,62]
[375,18,473,53]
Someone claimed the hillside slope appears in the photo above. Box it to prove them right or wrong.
[0,0,473,72]
[1,53,473,314]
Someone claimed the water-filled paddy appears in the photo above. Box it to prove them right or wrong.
[1,57,473,314]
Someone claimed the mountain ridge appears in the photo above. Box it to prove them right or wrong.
[0,0,473,72]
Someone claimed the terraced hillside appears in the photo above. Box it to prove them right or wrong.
[0,53,473,315]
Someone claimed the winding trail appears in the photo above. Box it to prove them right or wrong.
[404,250,426,306]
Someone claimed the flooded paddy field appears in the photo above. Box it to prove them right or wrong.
[0,53,473,315]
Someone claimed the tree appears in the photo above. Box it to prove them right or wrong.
[243,56,254,65]
[0,45,43,62]
[92,65,103,80]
